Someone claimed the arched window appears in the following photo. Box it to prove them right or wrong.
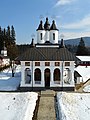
[25,68,31,84]
[53,33,55,40]
[54,68,60,82]
[40,33,43,40]
[34,68,41,84]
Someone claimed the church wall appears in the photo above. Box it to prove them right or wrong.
[37,30,45,44]
[50,30,58,44]
[20,61,75,88]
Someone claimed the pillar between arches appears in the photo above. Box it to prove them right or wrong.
[50,69,54,86]
[41,69,45,87]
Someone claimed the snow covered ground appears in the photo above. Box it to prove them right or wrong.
[0,65,21,91]
[0,65,38,120]
[0,92,38,120]
[57,92,90,120]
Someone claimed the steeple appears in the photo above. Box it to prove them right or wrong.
[30,38,35,47]
[37,20,44,31]
[44,17,50,30]
[61,39,65,48]
[50,20,58,31]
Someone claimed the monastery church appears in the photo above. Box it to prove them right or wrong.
[17,17,80,91]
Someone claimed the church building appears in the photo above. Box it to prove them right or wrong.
[17,18,79,91]
[0,42,10,66]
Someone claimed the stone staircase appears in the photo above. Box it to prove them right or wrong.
[37,90,56,120]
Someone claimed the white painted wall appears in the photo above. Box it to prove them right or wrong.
[20,61,75,88]
[37,30,45,44]
[45,31,49,42]
[50,30,58,44]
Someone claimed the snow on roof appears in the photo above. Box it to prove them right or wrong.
[75,66,90,82]
[77,56,90,61]
[83,85,90,92]
[57,92,90,120]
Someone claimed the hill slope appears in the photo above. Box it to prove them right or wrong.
[59,37,90,46]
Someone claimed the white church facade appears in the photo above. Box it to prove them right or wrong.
[17,18,79,91]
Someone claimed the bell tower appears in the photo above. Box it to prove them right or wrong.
[36,20,45,44]
[50,20,59,44]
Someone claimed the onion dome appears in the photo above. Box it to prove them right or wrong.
[50,20,58,31]
[37,20,44,31]
[44,17,50,30]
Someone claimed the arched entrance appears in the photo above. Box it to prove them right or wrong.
[25,68,31,84]
[34,68,41,84]
[44,68,50,88]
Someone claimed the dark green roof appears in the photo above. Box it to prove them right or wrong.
[16,46,79,62]
[50,20,58,31]
[37,20,44,31]
[44,17,50,30]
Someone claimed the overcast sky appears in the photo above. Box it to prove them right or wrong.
[0,0,90,44]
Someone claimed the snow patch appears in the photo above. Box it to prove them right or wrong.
[0,65,21,91]
[57,92,90,120]
[0,92,38,120]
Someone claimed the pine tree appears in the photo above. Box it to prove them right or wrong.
[6,26,10,38]
[76,37,88,55]
[0,26,3,51]
[11,25,16,44]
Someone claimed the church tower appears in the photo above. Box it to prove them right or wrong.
[44,17,50,42]
[50,20,59,44]
[36,20,45,44]
[36,17,59,44]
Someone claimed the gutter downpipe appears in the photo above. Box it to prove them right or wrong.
[32,61,33,91]
[62,61,64,91]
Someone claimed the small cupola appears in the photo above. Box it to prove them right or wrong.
[50,20,58,31]
[1,41,7,56]
[37,20,44,31]
[30,38,35,47]
[37,20,46,44]
[61,39,65,48]
[44,17,50,30]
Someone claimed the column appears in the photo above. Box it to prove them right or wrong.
[70,68,74,86]
[41,69,44,87]
[21,66,25,86]
[50,69,54,86]
[60,61,64,87]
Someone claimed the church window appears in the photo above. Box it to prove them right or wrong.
[40,33,43,40]
[54,68,60,82]
[34,68,41,84]
[35,62,40,66]
[65,62,70,66]
[53,33,55,40]
[45,62,50,66]
[25,62,30,66]
[55,62,60,66]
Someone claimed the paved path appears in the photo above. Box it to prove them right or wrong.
[37,90,56,120]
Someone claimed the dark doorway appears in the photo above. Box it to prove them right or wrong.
[44,68,50,88]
